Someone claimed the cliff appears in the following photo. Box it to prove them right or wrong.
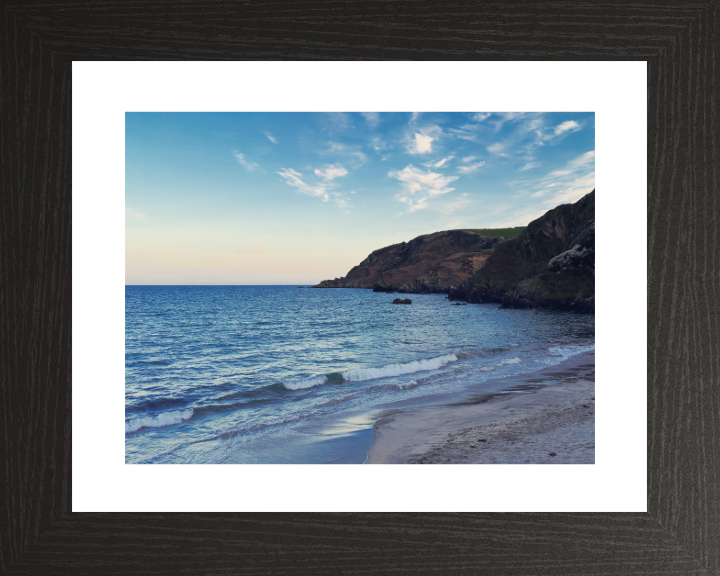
[448,190,595,312]
[313,229,507,293]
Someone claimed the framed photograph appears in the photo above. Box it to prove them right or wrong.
[75,62,644,514]
[4,3,718,574]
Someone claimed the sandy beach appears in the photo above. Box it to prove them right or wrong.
[366,352,595,464]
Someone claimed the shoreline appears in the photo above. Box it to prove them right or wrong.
[366,352,595,464]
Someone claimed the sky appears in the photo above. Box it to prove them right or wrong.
[126,112,595,285]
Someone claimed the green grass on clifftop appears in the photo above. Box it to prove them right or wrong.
[465,227,526,239]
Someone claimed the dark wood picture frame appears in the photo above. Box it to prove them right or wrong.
[2,2,718,574]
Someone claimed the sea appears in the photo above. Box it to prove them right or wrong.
[125,285,595,464]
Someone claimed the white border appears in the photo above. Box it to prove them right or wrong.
[73,62,646,512]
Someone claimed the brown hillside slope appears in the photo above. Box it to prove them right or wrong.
[313,230,506,293]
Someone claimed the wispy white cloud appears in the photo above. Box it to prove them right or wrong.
[448,113,579,162]
[545,171,595,206]
[265,132,277,144]
[233,152,260,172]
[487,142,505,154]
[544,150,594,179]
[493,149,595,227]
[490,112,530,132]
[554,120,581,135]
[361,112,381,128]
[371,137,386,152]
[318,112,353,131]
[389,164,459,212]
[423,156,454,169]
[442,113,491,142]
[447,124,483,142]
[314,164,348,181]
[278,168,329,200]
[526,150,595,207]
[568,149,595,166]
[445,112,503,142]
[322,142,367,167]
[457,161,486,174]
[450,113,541,153]
[390,165,457,197]
[519,162,540,171]
[278,166,352,209]
[449,113,518,141]
[370,137,389,160]
[456,153,486,173]
[527,119,583,150]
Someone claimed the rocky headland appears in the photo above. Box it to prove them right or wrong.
[313,229,506,293]
[313,190,595,313]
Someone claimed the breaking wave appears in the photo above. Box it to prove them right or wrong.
[283,374,329,391]
[282,354,459,390]
[343,354,458,382]
[125,409,194,434]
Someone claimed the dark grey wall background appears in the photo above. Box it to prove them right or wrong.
[1,1,718,574]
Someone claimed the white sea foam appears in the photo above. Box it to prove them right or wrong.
[283,374,328,390]
[125,409,194,434]
[474,356,520,373]
[342,354,458,382]
[392,379,420,390]
[548,344,595,358]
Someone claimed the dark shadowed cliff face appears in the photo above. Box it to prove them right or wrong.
[313,230,506,293]
[448,190,595,312]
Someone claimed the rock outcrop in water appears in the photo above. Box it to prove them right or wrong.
[313,229,506,292]
[448,190,595,312]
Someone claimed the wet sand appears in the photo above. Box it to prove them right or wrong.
[366,352,595,464]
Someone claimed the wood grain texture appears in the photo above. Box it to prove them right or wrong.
[1,1,718,574]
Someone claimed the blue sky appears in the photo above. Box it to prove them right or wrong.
[126,112,594,284]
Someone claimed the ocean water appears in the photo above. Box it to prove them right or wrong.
[125,286,595,464]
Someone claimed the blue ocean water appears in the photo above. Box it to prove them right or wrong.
[125,286,595,464]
